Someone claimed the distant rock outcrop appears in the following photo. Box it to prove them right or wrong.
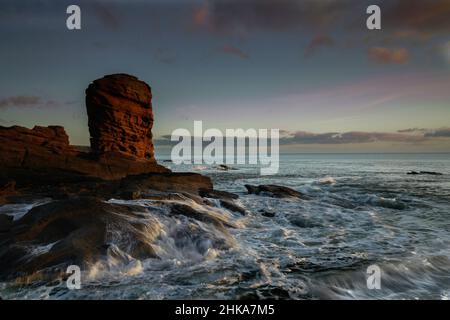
[407,171,443,176]
[0,74,168,183]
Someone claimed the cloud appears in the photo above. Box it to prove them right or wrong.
[193,3,209,26]
[425,128,450,138]
[155,127,450,147]
[0,95,59,109]
[192,0,450,59]
[397,128,428,134]
[193,0,450,34]
[389,30,432,42]
[219,45,249,59]
[384,0,450,35]
[0,95,41,108]
[280,130,427,145]
[192,0,353,35]
[304,35,334,58]
[368,47,410,64]
[93,2,121,30]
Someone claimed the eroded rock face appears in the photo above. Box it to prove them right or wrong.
[0,125,78,179]
[0,125,76,167]
[0,125,168,183]
[0,198,159,282]
[0,194,238,282]
[86,74,155,161]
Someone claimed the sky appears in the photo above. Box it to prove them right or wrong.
[1,0,450,153]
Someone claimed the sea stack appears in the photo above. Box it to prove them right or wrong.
[86,74,155,162]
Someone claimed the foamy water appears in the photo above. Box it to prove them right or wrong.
[1,154,449,299]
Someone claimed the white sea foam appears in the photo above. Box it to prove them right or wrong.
[316,177,336,185]
[0,198,51,221]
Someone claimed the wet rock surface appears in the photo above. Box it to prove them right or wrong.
[216,164,237,171]
[0,198,159,281]
[244,184,307,199]
[259,209,276,218]
[0,171,216,205]
[198,188,239,200]
[407,171,443,176]
[0,193,240,282]
[219,199,247,215]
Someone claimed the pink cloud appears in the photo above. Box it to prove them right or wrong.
[368,47,410,65]
[219,45,249,59]
[305,35,334,58]
[0,95,62,109]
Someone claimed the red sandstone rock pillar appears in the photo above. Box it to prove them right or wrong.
[85,74,155,162]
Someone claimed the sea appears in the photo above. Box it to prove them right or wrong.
[1,153,449,300]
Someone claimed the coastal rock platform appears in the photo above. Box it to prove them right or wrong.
[0,74,247,282]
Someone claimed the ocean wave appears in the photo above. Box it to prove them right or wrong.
[361,195,407,210]
[315,177,337,185]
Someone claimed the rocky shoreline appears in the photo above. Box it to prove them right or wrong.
[0,74,238,282]
[0,74,306,285]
